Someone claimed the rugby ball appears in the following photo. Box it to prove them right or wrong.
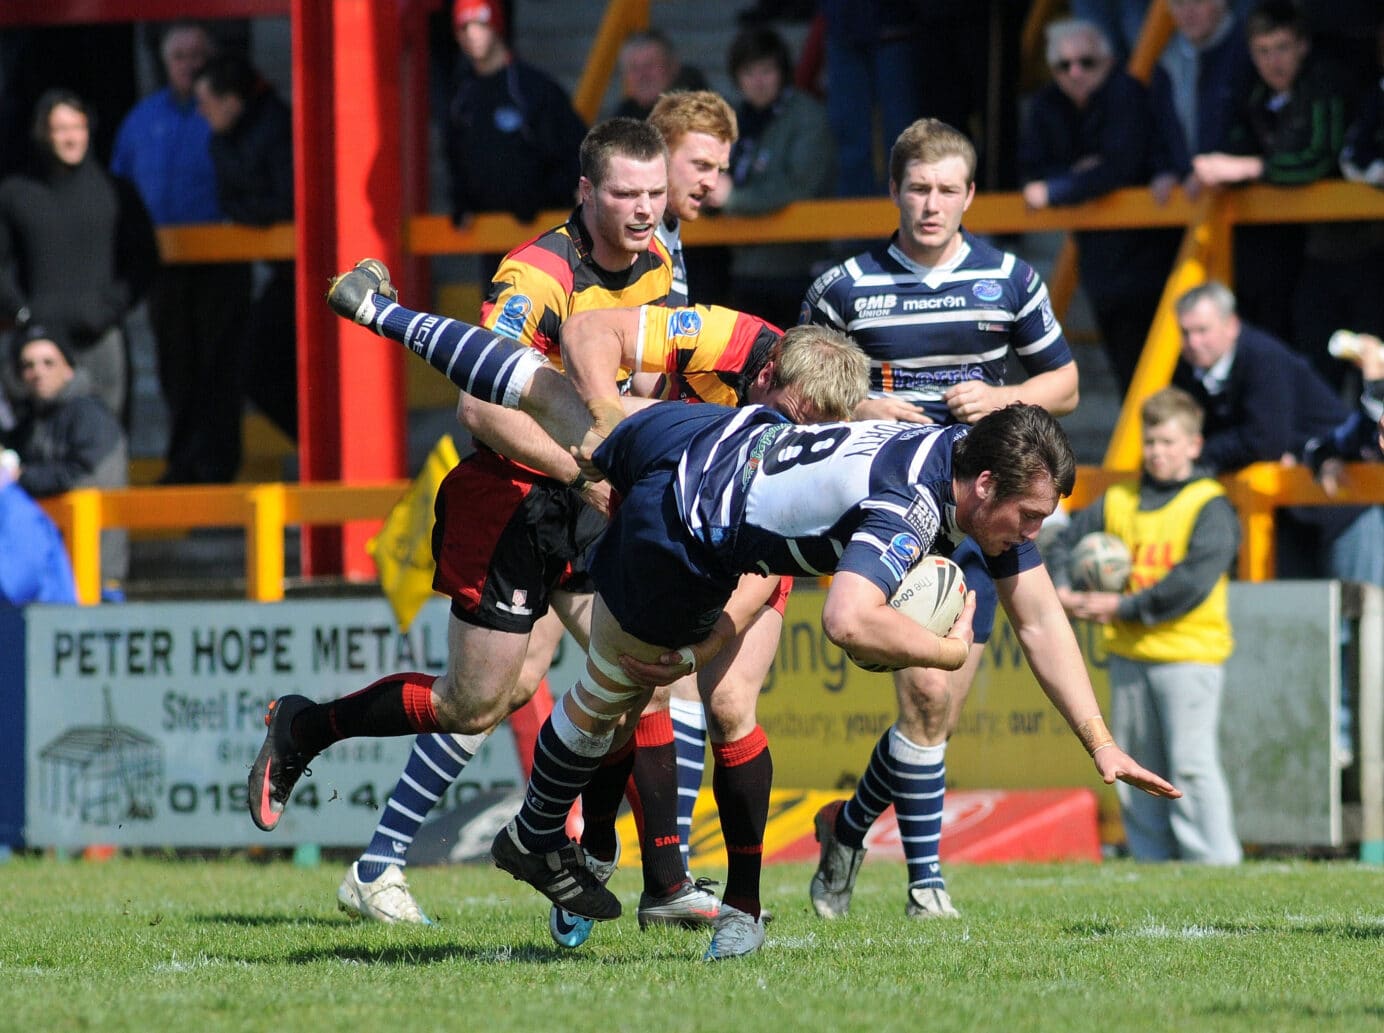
[1069,531,1131,592]
[851,556,968,673]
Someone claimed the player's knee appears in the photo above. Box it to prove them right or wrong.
[431,671,509,734]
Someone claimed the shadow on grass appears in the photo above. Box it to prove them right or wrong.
[1199,1001,1384,1021]
[1063,919,1384,940]
[193,913,695,965]
[288,944,591,965]
[195,912,360,928]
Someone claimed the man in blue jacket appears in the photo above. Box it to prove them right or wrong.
[112,23,249,484]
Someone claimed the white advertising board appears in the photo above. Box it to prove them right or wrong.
[23,597,585,848]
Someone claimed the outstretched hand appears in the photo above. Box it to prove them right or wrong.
[1094,746,1181,799]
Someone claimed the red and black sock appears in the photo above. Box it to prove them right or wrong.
[579,737,635,863]
[630,709,686,896]
[712,726,772,919]
[290,672,440,756]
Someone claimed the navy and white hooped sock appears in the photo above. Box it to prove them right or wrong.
[514,699,613,854]
[363,299,546,409]
[356,731,488,882]
[885,728,948,891]
[669,696,707,870]
[837,729,896,849]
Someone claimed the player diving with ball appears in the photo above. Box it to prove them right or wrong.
[249,262,1180,960]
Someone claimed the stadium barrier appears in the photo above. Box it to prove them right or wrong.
[5,582,1377,856]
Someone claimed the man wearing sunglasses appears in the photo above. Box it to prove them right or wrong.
[1019,17,1175,397]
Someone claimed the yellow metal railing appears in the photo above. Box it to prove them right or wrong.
[40,462,1384,605]
[41,482,409,606]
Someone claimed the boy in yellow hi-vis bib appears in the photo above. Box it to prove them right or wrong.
[1051,387,1242,864]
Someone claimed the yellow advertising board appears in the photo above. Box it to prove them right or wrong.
[757,585,1121,836]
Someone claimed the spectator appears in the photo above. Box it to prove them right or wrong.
[1340,21,1384,186]
[0,468,76,606]
[446,0,586,228]
[0,89,158,423]
[611,30,709,122]
[1020,18,1177,395]
[1170,280,1380,765]
[1170,281,1384,587]
[1,325,127,599]
[194,54,296,445]
[112,22,252,486]
[1295,21,1384,393]
[719,26,835,329]
[820,0,923,196]
[1051,387,1241,864]
[1150,0,1256,204]
[1301,331,1384,497]
[1193,2,1351,348]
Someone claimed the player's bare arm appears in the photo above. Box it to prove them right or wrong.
[852,395,935,423]
[458,393,614,515]
[944,362,1079,424]
[821,570,975,672]
[998,563,1181,799]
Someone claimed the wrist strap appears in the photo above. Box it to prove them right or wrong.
[568,472,589,493]
[1076,715,1116,757]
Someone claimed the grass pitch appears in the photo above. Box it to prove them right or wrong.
[1,855,1381,1033]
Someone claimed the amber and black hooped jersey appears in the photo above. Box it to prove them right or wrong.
[479,207,672,366]
[626,304,781,407]
[802,230,1072,424]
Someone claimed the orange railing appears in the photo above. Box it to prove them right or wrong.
[41,461,1384,605]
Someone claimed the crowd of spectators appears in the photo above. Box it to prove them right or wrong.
[0,1,1381,600]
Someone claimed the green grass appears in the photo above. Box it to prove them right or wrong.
[1,856,1382,1033]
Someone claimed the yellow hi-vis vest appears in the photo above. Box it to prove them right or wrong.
[1102,478,1234,664]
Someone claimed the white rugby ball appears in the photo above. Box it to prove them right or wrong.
[851,555,968,673]
[1069,531,1131,592]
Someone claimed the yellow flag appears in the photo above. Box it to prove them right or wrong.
[368,435,460,632]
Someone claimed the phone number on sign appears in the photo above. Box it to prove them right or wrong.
[165,780,517,815]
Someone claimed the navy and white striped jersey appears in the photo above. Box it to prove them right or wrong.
[673,404,1037,599]
[801,230,1072,424]
[656,215,689,306]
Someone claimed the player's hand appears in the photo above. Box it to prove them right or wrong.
[1149,172,1177,206]
[575,477,614,517]
[1095,745,1182,799]
[617,638,720,689]
[1066,590,1119,624]
[943,381,1004,425]
[1318,457,1346,498]
[852,396,932,423]
[940,590,977,668]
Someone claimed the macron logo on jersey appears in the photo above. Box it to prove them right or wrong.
[854,293,898,318]
[902,295,968,312]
